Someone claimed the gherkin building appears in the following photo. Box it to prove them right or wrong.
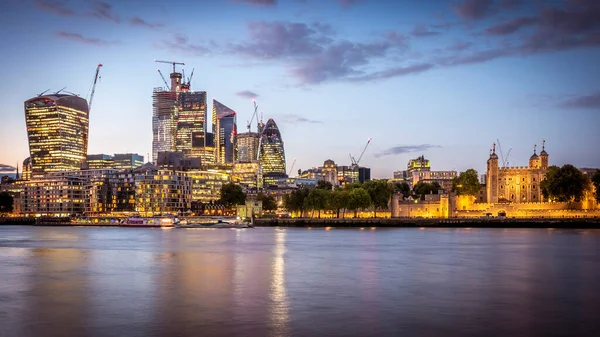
[259,118,286,176]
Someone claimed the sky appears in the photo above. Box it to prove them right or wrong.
[0,0,599,178]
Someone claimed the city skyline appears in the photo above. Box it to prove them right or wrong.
[1,0,599,178]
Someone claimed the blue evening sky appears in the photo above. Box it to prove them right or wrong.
[0,0,599,178]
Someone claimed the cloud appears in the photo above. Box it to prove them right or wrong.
[446,40,472,51]
[454,0,495,20]
[347,63,434,82]
[130,17,164,29]
[236,90,259,99]
[0,164,16,172]
[559,91,600,109]
[277,114,322,124]
[374,145,442,158]
[160,34,211,56]
[338,0,364,7]
[232,0,277,5]
[485,16,536,35]
[90,1,119,23]
[500,0,523,10]
[56,32,116,45]
[34,0,74,16]
[410,24,441,37]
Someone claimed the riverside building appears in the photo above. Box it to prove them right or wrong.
[24,94,90,177]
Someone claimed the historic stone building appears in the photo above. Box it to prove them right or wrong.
[486,141,549,204]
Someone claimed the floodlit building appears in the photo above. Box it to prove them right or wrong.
[24,94,89,177]
[152,88,178,163]
[259,118,286,177]
[185,169,232,203]
[132,163,192,215]
[393,155,456,190]
[236,132,260,163]
[233,161,263,189]
[486,141,548,203]
[212,99,237,164]
[84,153,144,170]
[176,91,207,158]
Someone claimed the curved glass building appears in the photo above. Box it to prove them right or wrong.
[24,94,89,177]
[259,118,286,176]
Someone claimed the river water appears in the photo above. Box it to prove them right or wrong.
[0,226,599,337]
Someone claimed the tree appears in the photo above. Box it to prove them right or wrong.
[284,188,310,217]
[316,180,333,190]
[0,192,13,214]
[452,169,481,196]
[393,182,411,199]
[346,188,371,218]
[328,188,349,218]
[363,179,393,217]
[413,181,442,200]
[257,193,277,212]
[218,183,246,208]
[304,188,330,218]
[592,170,600,203]
[541,164,589,202]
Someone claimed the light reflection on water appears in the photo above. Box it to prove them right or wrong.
[0,226,599,337]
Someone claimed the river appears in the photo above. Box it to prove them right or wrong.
[1,226,599,337]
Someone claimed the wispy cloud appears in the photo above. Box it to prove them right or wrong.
[34,0,74,16]
[232,0,277,6]
[338,0,365,7]
[410,24,441,37]
[374,144,442,158]
[236,90,259,99]
[56,32,117,46]
[160,34,211,56]
[454,0,495,20]
[130,17,164,29]
[0,164,16,172]
[90,1,119,23]
[559,91,600,109]
[277,114,322,124]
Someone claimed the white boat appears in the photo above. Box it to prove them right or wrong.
[176,217,252,229]
[120,216,179,228]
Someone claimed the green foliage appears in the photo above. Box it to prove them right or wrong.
[363,179,392,217]
[346,187,371,217]
[284,188,310,216]
[316,180,333,190]
[218,183,246,207]
[413,181,442,200]
[257,193,277,211]
[304,188,330,218]
[592,170,600,203]
[0,192,13,214]
[452,169,481,196]
[328,189,349,218]
[541,164,589,202]
[393,182,411,199]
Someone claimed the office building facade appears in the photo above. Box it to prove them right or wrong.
[212,99,237,164]
[259,118,286,176]
[24,94,90,177]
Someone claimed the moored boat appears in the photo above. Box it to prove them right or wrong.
[176,217,252,229]
[120,216,179,228]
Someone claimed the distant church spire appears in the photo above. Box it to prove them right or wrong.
[533,144,537,155]
[15,162,19,180]
[492,142,496,153]
[542,139,546,151]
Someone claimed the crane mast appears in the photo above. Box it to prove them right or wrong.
[288,158,297,176]
[88,63,103,113]
[247,99,258,133]
[157,69,170,90]
[350,137,372,168]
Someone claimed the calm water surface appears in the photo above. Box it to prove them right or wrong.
[1,226,599,337]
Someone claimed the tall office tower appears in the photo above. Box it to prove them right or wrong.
[176,91,207,158]
[24,94,89,177]
[236,132,260,162]
[152,88,178,163]
[212,100,237,164]
[259,118,286,176]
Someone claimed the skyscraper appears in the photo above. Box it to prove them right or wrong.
[259,118,286,176]
[212,99,237,164]
[152,88,178,163]
[24,94,89,176]
[176,91,207,158]
[236,132,260,162]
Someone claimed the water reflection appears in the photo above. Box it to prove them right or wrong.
[269,230,289,335]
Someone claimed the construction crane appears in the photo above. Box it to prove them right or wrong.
[350,137,372,168]
[88,63,103,113]
[496,139,512,168]
[157,69,170,90]
[288,158,297,176]
[154,59,185,73]
[247,99,259,133]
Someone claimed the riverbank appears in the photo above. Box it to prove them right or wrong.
[254,217,600,229]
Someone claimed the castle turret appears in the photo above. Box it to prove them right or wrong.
[486,143,499,203]
[539,140,549,169]
[529,144,541,169]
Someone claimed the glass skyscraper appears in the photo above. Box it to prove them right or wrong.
[176,91,207,158]
[24,94,89,177]
[152,88,178,163]
[259,118,286,176]
[212,99,237,164]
